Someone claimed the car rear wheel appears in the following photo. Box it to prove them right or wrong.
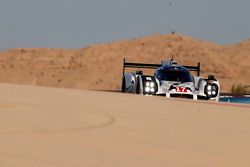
[136,77,140,94]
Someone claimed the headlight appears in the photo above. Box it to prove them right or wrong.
[205,84,218,98]
[145,87,150,92]
[144,81,157,94]
[145,82,155,88]
[150,82,155,88]
[207,85,212,91]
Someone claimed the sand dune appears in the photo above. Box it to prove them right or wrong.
[0,34,249,92]
[0,83,250,167]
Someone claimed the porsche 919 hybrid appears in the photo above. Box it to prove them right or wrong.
[122,59,220,101]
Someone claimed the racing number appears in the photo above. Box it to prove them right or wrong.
[175,87,187,92]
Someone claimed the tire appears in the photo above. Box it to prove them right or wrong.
[136,77,141,94]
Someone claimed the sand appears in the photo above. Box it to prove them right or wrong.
[0,83,250,167]
[0,34,250,92]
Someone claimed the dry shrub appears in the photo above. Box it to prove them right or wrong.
[231,84,250,94]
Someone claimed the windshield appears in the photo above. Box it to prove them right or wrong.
[156,70,192,82]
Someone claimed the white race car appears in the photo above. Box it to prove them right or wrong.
[122,59,220,101]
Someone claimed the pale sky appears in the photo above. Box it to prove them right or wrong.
[0,0,250,50]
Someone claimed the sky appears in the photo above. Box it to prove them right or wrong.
[0,0,250,50]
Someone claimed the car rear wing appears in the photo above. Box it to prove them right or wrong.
[122,58,161,77]
[183,63,200,76]
[122,58,200,77]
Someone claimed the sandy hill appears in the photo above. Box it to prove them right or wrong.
[0,34,249,92]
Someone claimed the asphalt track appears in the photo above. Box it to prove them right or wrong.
[0,83,250,167]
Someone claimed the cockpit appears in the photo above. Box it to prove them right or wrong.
[155,69,192,82]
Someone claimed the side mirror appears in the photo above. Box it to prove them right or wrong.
[136,70,143,75]
[208,75,216,80]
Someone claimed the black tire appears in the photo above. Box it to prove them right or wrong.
[136,77,141,94]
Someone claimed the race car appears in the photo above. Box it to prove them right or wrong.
[121,58,220,101]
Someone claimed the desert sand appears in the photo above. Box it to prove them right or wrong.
[0,83,250,167]
[0,34,250,92]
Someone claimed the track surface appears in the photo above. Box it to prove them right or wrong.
[0,83,250,167]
